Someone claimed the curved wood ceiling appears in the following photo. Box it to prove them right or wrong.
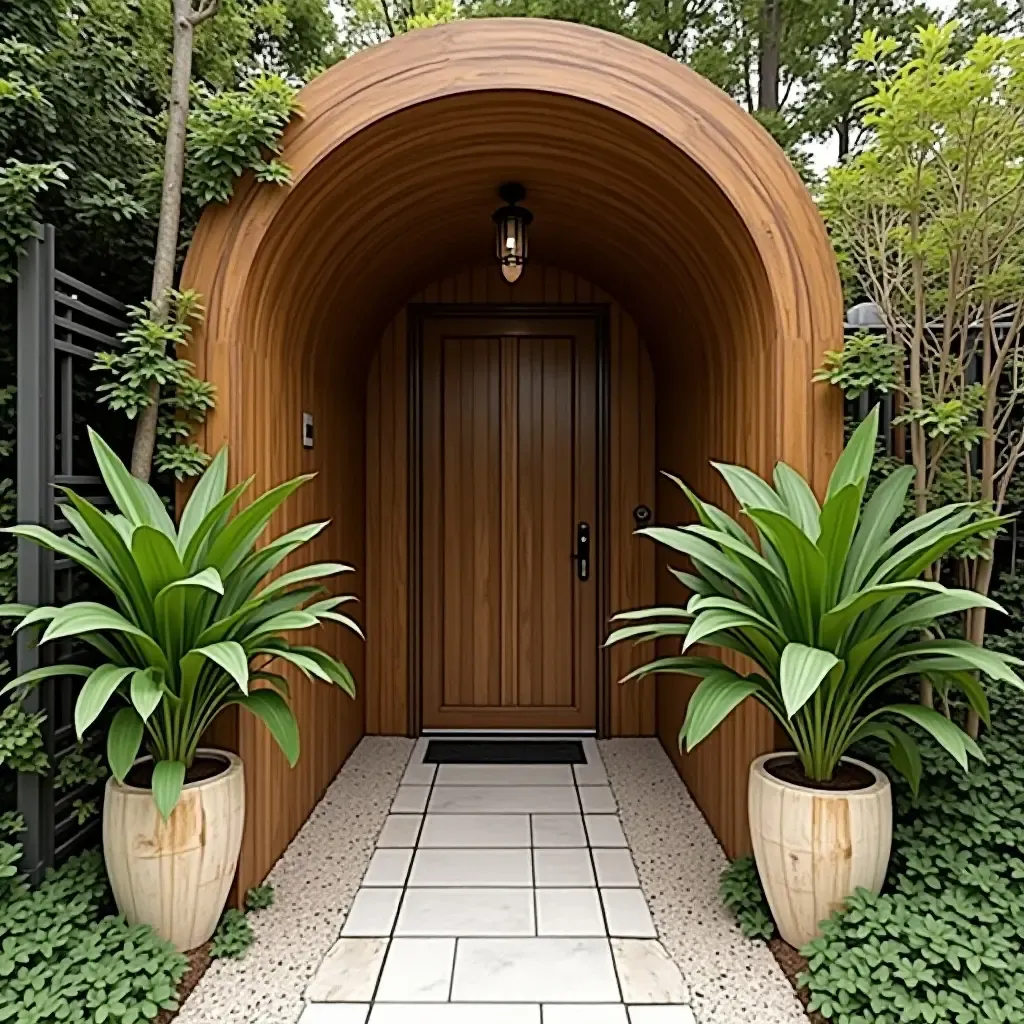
[184,16,842,480]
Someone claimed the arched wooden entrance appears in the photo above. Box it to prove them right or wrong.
[183,18,843,894]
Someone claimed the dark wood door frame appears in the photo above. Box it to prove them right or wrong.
[407,303,612,737]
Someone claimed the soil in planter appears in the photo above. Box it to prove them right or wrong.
[156,942,212,1024]
[125,754,230,789]
[765,755,875,791]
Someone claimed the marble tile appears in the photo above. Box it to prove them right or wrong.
[601,889,657,938]
[340,888,403,937]
[593,848,640,887]
[395,888,535,937]
[542,1007,628,1024]
[531,814,587,847]
[298,1005,370,1024]
[392,786,430,813]
[369,1006,540,1024]
[362,849,413,887]
[573,760,608,786]
[535,888,606,936]
[375,938,455,1002]
[305,939,387,1001]
[451,937,620,1002]
[376,814,422,848]
[533,848,594,887]
[428,786,579,814]
[436,764,574,786]
[612,939,688,1003]
[402,761,437,786]
[626,1009,697,1024]
[584,814,628,848]
[409,848,533,887]
[419,814,531,848]
[579,786,617,813]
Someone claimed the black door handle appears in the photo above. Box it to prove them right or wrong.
[572,521,590,581]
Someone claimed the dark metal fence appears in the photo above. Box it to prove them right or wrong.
[16,224,128,881]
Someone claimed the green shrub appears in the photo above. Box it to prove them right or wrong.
[800,690,1024,1023]
[720,855,774,940]
[210,908,253,959]
[244,882,274,912]
[0,850,187,1024]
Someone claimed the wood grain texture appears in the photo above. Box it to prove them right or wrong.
[182,17,843,876]
[366,263,655,736]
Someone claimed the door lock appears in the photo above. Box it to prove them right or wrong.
[572,522,590,581]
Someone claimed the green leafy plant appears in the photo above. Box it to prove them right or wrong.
[0,850,187,1023]
[720,855,774,941]
[0,429,360,817]
[210,907,253,959]
[607,407,1021,791]
[800,688,1024,1023]
[244,882,274,912]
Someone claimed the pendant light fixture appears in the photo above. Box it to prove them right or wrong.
[492,182,532,284]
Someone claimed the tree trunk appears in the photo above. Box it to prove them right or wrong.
[129,0,195,482]
[837,119,850,161]
[757,0,781,113]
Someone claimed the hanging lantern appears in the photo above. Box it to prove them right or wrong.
[492,182,532,284]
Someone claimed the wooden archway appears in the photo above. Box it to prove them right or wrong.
[183,18,843,892]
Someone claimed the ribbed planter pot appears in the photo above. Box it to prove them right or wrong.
[103,749,245,952]
[748,752,892,948]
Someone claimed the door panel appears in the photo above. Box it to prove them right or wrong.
[420,317,598,730]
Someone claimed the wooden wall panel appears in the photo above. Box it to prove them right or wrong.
[365,263,656,736]
[183,17,843,881]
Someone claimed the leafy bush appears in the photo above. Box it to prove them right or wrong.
[1,429,360,817]
[244,882,274,912]
[607,406,1019,790]
[799,689,1024,1023]
[210,908,253,959]
[0,850,187,1024]
[720,855,774,940]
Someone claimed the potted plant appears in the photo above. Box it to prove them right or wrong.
[607,408,1022,947]
[0,430,360,951]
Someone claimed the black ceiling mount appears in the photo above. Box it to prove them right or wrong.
[498,181,527,205]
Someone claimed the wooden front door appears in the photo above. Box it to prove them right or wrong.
[419,315,599,730]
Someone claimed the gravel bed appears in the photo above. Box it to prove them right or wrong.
[175,737,412,1024]
[601,738,807,1024]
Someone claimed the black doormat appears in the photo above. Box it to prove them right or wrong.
[424,739,587,765]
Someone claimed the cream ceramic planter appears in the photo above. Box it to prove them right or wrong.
[748,753,892,948]
[103,749,245,952]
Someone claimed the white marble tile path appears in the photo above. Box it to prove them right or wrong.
[301,738,696,1024]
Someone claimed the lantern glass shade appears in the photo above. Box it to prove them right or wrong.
[492,202,532,284]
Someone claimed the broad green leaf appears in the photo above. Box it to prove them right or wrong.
[683,609,772,651]
[0,603,32,618]
[825,405,878,503]
[130,668,164,722]
[849,721,922,796]
[12,605,60,632]
[155,567,224,601]
[884,639,1023,689]
[879,514,1014,583]
[0,664,91,697]
[257,562,354,601]
[681,670,761,750]
[107,707,144,783]
[780,643,842,718]
[235,690,300,766]
[177,446,229,554]
[317,611,365,638]
[820,581,944,645]
[253,646,333,682]
[193,641,250,693]
[132,525,186,596]
[245,610,321,643]
[616,655,725,686]
[886,704,983,771]
[816,483,862,603]
[712,463,786,512]
[87,427,151,525]
[284,645,358,695]
[611,607,693,622]
[773,462,821,540]
[844,464,915,593]
[605,622,690,646]
[151,761,186,820]
[181,477,254,570]
[40,603,168,669]
[75,665,134,738]
[884,590,1002,635]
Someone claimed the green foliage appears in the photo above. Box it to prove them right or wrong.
[210,908,253,958]
[0,700,48,775]
[0,161,67,285]
[799,689,1024,1023]
[0,850,188,1024]
[54,744,108,792]
[816,330,903,400]
[244,882,275,911]
[720,855,774,941]
[1,430,361,816]
[92,289,217,480]
[184,74,301,207]
[607,407,1021,788]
